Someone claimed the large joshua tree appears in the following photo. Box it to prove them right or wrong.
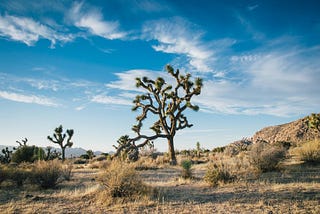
[114,65,203,165]
[47,125,74,161]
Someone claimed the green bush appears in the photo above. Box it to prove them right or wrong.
[249,142,286,172]
[296,139,320,163]
[180,159,193,179]
[12,146,45,163]
[204,163,235,187]
[31,160,63,189]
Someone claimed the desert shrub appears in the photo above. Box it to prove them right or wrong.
[180,159,193,179]
[155,154,170,165]
[224,138,252,156]
[0,165,31,187]
[0,165,9,185]
[296,139,320,163]
[249,142,286,172]
[98,160,152,204]
[61,163,73,181]
[212,146,225,153]
[204,163,236,187]
[8,167,30,187]
[134,157,159,171]
[31,160,63,189]
[74,158,88,164]
[275,141,292,150]
[12,146,45,163]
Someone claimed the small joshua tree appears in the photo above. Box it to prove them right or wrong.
[0,147,12,164]
[16,138,28,147]
[47,125,74,161]
[114,65,202,165]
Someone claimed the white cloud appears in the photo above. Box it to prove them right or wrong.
[195,46,320,116]
[142,17,215,72]
[0,14,73,47]
[230,54,259,62]
[91,94,132,106]
[136,0,171,13]
[0,91,59,107]
[68,2,126,40]
[247,4,259,11]
[106,69,165,91]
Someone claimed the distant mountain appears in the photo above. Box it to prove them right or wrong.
[252,113,320,145]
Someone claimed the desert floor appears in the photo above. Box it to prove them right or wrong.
[1,159,320,214]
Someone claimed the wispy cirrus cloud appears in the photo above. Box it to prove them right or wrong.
[142,17,215,72]
[0,91,59,107]
[91,94,132,106]
[106,69,164,91]
[0,14,73,47]
[196,44,320,116]
[68,2,126,40]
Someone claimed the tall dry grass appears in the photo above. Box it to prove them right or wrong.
[32,159,64,189]
[97,160,154,205]
[295,139,320,163]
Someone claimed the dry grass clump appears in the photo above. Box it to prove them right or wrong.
[133,157,159,171]
[0,165,8,185]
[295,139,320,163]
[0,164,31,187]
[249,142,286,172]
[61,162,73,181]
[32,160,64,189]
[204,162,236,187]
[98,160,154,205]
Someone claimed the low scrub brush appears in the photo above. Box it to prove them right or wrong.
[249,142,286,172]
[296,139,320,163]
[32,160,63,189]
[204,163,236,187]
[98,160,153,205]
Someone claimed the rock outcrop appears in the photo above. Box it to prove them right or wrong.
[252,113,320,145]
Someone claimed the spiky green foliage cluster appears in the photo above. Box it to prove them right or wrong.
[308,113,320,132]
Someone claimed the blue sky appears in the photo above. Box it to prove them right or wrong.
[0,0,319,152]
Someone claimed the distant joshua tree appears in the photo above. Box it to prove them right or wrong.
[16,138,28,147]
[114,65,203,165]
[47,125,74,161]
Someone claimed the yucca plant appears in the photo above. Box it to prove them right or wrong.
[181,159,193,179]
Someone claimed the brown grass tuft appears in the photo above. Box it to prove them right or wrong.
[97,160,154,205]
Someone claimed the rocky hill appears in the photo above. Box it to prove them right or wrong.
[252,113,320,145]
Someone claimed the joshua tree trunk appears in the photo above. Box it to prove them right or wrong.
[61,147,66,162]
[168,137,177,165]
